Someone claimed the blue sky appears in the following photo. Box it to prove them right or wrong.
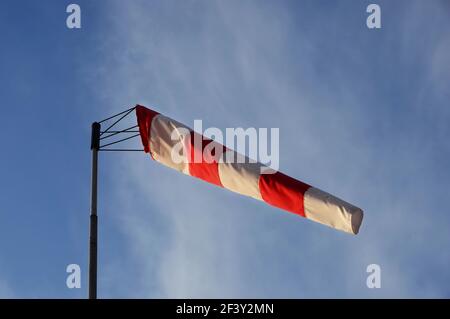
[0,0,449,298]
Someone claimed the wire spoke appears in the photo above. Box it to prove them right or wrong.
[99,133,140,149]
[99,149,144,152]
[101,130,139,134]
[100,125,139,140]
[98,106,137,124]
[99,107,136,136]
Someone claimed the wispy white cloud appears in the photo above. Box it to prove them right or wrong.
[0,268,14,298]
[86,0,450,298]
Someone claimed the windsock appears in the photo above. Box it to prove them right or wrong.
[136,105,363,234]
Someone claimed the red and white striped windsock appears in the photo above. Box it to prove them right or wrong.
[136,105,363,234]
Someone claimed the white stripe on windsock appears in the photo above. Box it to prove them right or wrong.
[218,160,264,201]
[149,114,190,175]
[304,187,363,234]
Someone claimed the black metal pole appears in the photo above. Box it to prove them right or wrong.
[89,122,100,299]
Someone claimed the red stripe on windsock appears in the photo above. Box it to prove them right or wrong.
[187,132,224,187]
[136,105,159,154]
[259,172,311,218]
